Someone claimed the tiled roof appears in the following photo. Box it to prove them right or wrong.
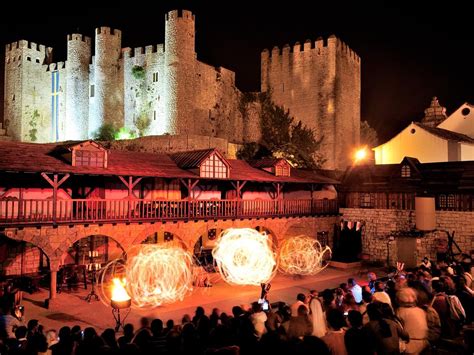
[170,148,224,169]
[251,158,287,168]
[414,123,474,144]
[0,141,338,184]
[0,141,194,178]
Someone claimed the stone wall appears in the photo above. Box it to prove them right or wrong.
[341,208,474,266]
[261,36,361,170]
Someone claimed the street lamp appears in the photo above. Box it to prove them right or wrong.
[110,278,131,332]
[354,147,368,163]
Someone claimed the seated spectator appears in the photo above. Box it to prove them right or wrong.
[250,302,267,339]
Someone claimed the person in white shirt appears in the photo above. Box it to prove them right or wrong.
[348,278,362,303]
[372,281,392,306]
[249,302,267,338]
[290,293,308,317]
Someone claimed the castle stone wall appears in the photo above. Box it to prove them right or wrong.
[341,208,474,266]
[3,10,359,155]
[92,27,123,133]
[66,34,91,140]
[261,36,360,170]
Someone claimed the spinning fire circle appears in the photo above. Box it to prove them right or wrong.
[278,235,332,275]
[212,228,277,286]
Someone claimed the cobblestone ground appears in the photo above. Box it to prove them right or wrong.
[19,267,381,334]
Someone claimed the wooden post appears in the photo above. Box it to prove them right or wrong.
[41,173,70,223]
[49,270,57,299]
[118,176,142,220]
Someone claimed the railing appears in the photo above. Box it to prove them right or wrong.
[0,198,338,226]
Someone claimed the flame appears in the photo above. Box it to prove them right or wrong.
[278,235,332,275]
[125,245,193,308]
[212,228,277,286]
[111,278,131,302]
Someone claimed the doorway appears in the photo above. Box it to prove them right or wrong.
[397,237,417,268]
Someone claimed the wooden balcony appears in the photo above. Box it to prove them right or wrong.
[0,198,338,226]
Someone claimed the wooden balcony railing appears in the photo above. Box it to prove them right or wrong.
[0,198,338,226]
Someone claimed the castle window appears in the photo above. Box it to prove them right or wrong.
[401,165,411,178]
[36,58,40,63]
[11,95,15,102]
[359,193,374,208]
[153,72,158,83]
[153,111,156,121]
[438,194,447,209]
[200,153,229,179]
[75,150,105,168]
[27,56,31,61]
[447,194,455,209]
[90,85,95,98]
[282,83,285,92]
[6,58,10,64]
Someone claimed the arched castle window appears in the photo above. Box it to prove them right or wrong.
[401,165,411,177]
[153,72,158,83]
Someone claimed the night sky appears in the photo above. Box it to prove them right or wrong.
[1,0,474,143]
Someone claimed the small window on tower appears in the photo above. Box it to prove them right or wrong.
[153,72,158,83]
[26,56,31,61]
[90,85,95,98]
[154,111,156,121]
[12,95,15,102]
[36,58,40,63]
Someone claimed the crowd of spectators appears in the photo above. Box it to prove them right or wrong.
[0,254,472,354]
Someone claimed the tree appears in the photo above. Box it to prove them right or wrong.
[360,120,379,148]
[238,94,325,168]
[94,123,119,141]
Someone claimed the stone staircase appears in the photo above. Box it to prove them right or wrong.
[0,122,12,141]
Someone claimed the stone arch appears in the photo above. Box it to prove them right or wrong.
[60,234,126,268]
[0,233,50,277]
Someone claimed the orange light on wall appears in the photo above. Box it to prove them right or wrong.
[354,147,368,163]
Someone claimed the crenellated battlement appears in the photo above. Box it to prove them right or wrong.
[166,9,195,21]
[46,61,66,72]
[67,34,91,45]
[6,40,51,54]
[262,35,359,63]
[95,27,121,38]
[122,44,164,58]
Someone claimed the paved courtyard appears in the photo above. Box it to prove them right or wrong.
[19,267,378,334]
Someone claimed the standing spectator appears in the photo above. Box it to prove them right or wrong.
[249,302,267,339]
[373,281,392,306]
[287,304,313,340]
[322,309,348,355]
[290,293,308,317]
[50,326,73,355]
[344,311,372,355]
[395,288,428,354]
[348,278,363,303]
[309,289,327,337]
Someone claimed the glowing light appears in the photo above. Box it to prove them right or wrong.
[115,127,136,140]
[212,228,277,286]
[125,245,193,308]
[111,278,131,302]
[278,236,332,275]
[354,147,367,162]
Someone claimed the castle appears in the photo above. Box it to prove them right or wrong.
[3,9,360,169]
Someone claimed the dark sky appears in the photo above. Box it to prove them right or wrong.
[2,0,474,142]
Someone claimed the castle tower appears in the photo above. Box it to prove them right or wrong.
[90,27,123,136]
[164,9,196,134]
[66,34,91,140]
[261,36,361,170]
[4,40,53,142]
[421,97,447,127]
